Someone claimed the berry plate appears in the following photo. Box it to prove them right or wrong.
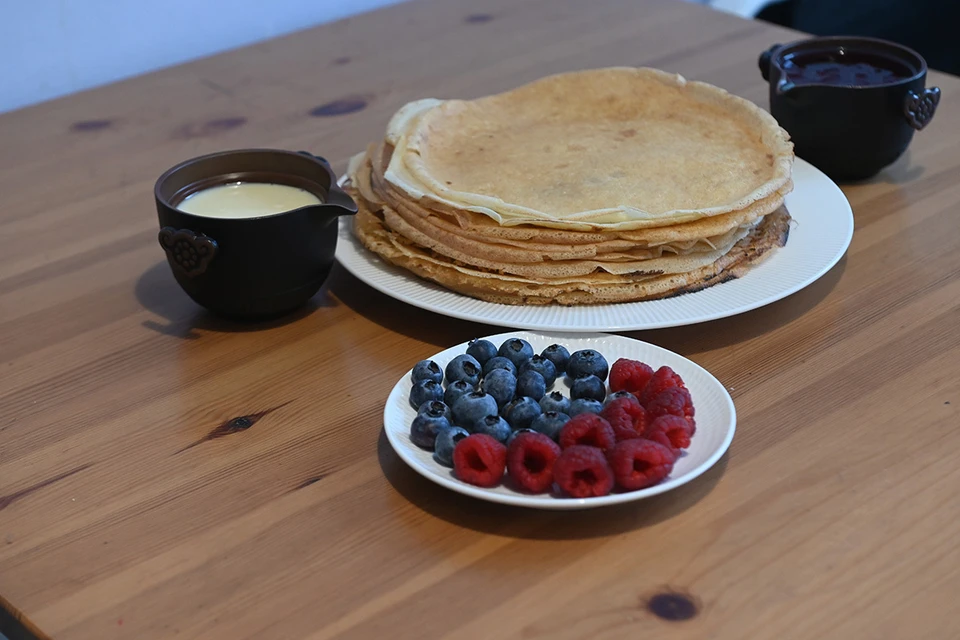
[383,331,736,510]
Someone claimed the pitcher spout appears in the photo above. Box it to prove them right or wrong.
[325,183,358,216]
[296,150,358,217]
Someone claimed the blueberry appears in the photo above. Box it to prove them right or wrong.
[410,413,451,449]
[506,427,537,447]
[474,414,512,444]
[452,391,499,429]
[516,370,546,401]
[530,411,570,441]
[417,400,452,424]
[568,398,603,416]
[481,368,517,409]
[503,396,542,430]
[466,339,498,366]
[410,379,443,409]
[566,349,610,381]
[443,380,475,408]
[444,354,482,386]
[519,355,557,387]
[604,390,639,408]
[482,356,518,378]
[539,391,571,415]
[571,375,606,402]
[411,359,443,385]
[433,425,470,467]
[498,338,535,368]
[541,344,570,375]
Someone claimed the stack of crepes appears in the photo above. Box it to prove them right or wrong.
[344,67,795,305]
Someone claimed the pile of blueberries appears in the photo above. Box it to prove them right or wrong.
[408,337,625,467]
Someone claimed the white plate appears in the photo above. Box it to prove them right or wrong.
[336,158,853,331]
[383,331,736,510]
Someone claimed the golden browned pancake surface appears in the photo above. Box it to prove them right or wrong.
[387,68,793,228]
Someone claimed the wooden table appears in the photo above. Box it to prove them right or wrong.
[2,0,958,638]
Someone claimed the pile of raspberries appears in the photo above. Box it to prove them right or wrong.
[453,359,696,497]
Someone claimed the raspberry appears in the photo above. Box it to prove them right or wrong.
[609,439,677,491]
[453,434,507,488]
[600,397,648,441]
[643,428,677,454]
[645,415,693,450]
[507,432,562,493]
[553,445,615,498]
[639,366,686,405]
[609,358,655,395]
[646,387,695,433]
[558,413,616,452]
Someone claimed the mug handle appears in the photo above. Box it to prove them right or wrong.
[158,227,218,277]
[758,43,782,82]
[904,87,941,131]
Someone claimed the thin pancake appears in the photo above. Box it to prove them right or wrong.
[352,195,792,305]
[352,149,754,264]
[372,197,754,278]
[386,68,792,228]
[351,142,790,246]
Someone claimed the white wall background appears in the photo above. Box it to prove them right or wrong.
[0,0,754,115]
[0,0,408,114]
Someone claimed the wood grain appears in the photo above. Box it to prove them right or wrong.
[1,0,959,638]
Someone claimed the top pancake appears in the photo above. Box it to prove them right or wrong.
[386,67,793,229]
[357,140,791,248]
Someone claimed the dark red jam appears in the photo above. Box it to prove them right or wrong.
[782,49,915,87]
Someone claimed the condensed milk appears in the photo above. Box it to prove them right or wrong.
[177,182,322,218]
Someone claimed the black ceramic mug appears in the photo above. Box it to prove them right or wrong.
[759,36,941,181]
[154,149,357,319]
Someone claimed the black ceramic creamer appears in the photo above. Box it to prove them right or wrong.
[155,149,357,319]
[760,36,941,181]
